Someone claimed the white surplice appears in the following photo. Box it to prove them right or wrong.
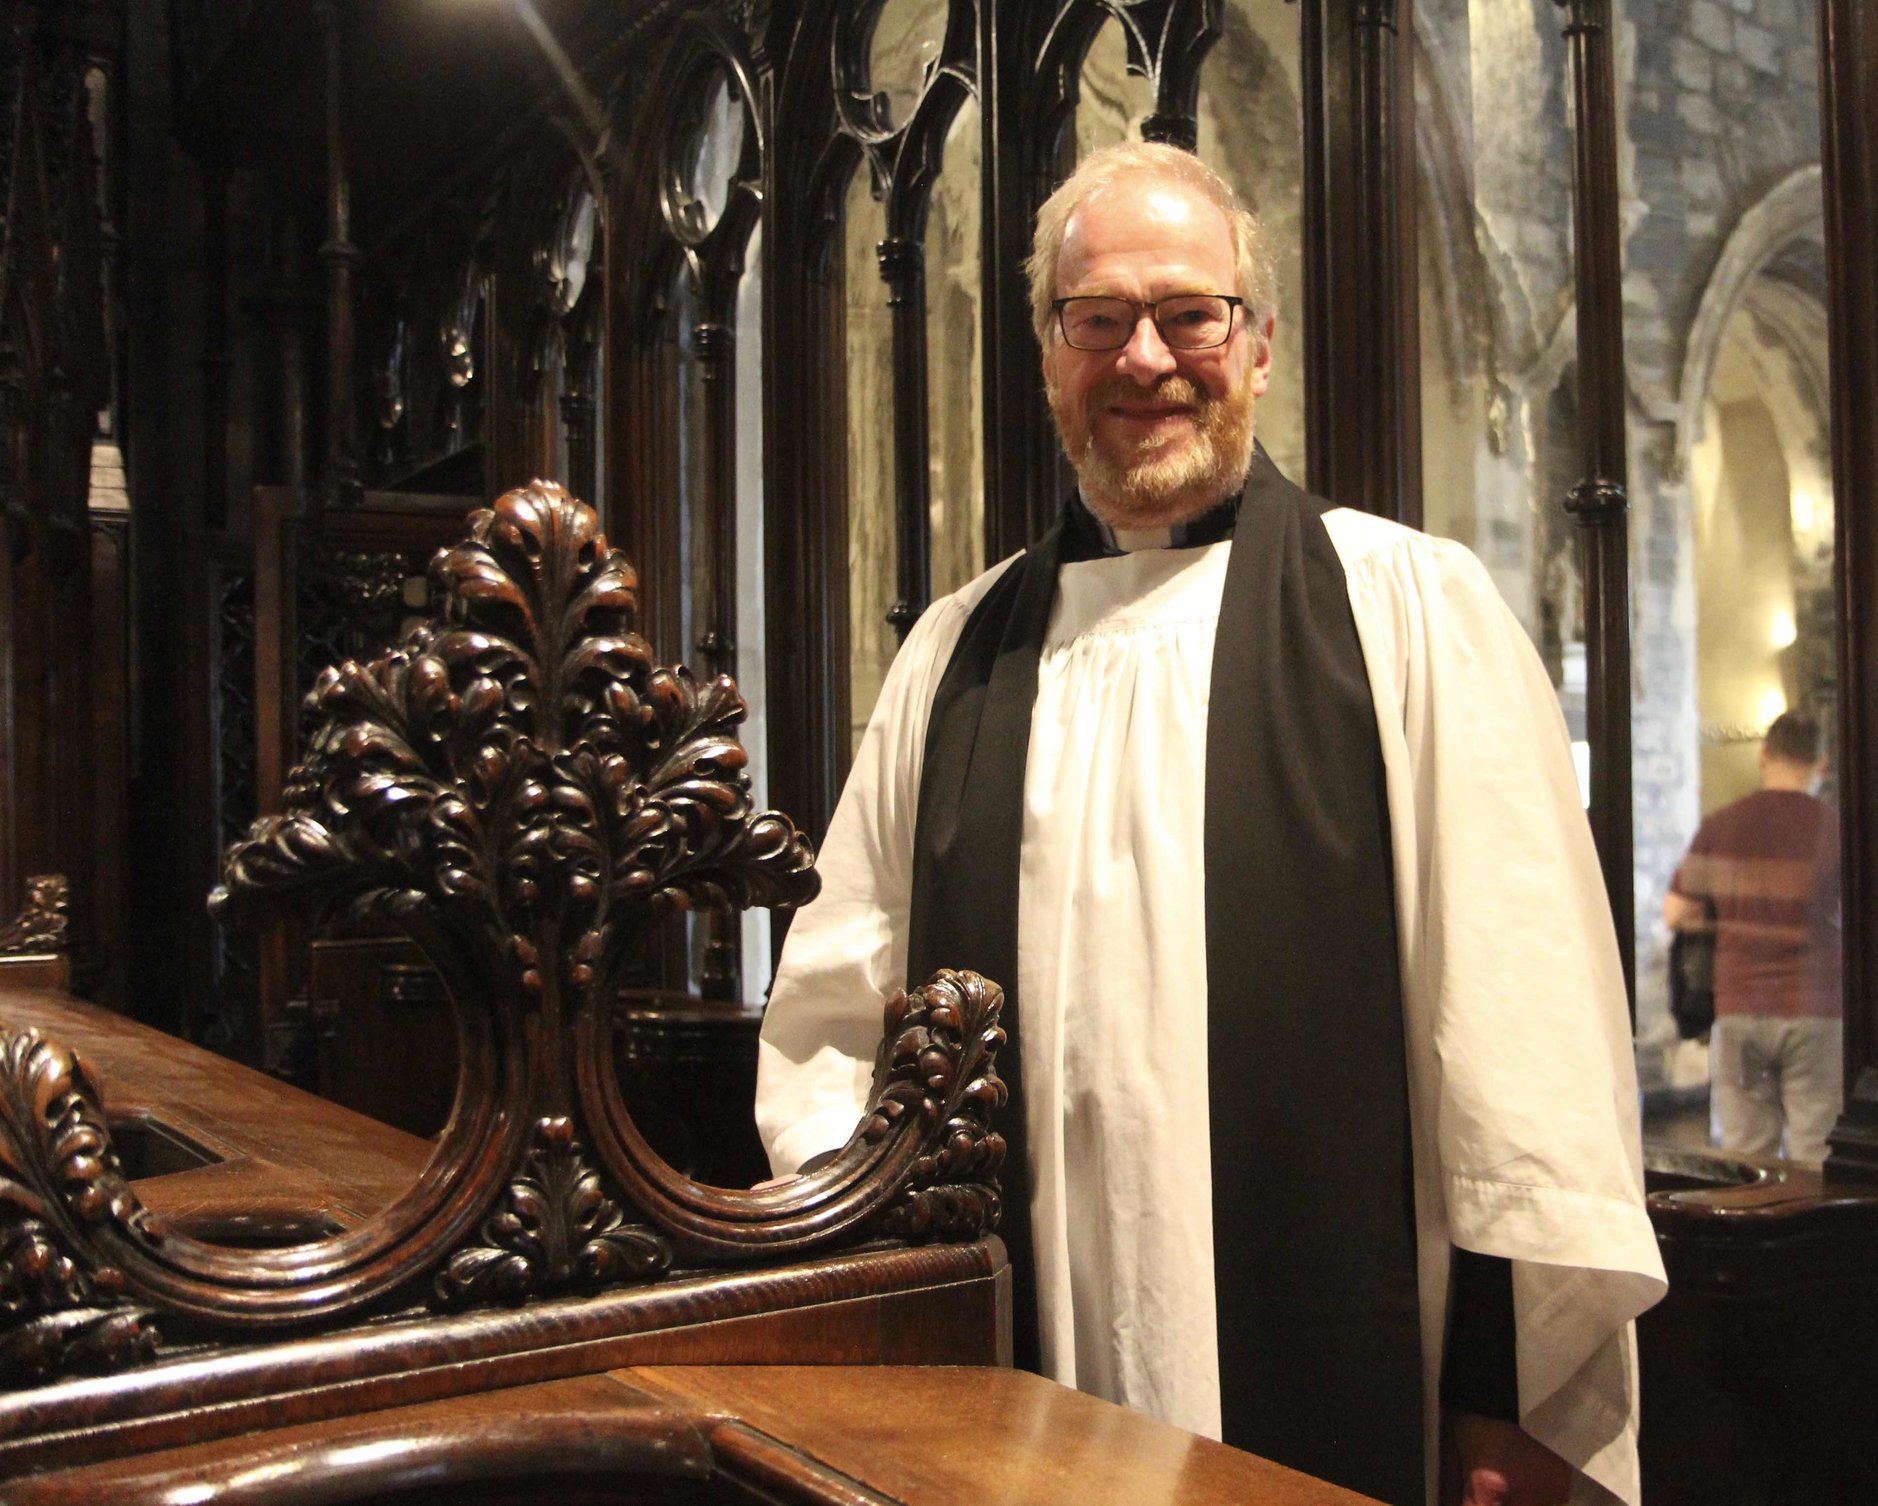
[755,508,1667,1506]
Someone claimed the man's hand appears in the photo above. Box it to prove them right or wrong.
[1443,1412,1574,1506]
[1662,887,1712,933]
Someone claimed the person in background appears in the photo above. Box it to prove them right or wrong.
[1665,710,1844,1164]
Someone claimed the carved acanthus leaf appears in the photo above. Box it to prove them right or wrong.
[862,970,1007,1242]
[433,1116,672,1307]
[0,1030,162,1386]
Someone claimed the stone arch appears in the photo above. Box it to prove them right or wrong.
[1675,165,1826,478]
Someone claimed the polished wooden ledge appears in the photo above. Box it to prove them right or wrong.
[7,1366,1384,1506]
[0,985,433,1236]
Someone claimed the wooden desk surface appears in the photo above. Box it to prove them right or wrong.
[0,985,433,1232]
[636,1366,1385,1506]
[7,1366,1383,1505]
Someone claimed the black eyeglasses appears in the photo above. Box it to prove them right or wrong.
[1051,293,1244,352]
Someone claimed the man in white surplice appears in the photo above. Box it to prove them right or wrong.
[754,142,1665,1506]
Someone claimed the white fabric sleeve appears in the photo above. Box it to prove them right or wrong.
[753,569,999,1177]
[1338,521,1666,1506]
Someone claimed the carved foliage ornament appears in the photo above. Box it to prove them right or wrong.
[0,876,68,954]
[213,485,819,968]
[0,1031,159,1386]
[0,483,1008,1387]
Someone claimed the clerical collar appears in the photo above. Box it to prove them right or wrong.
[1065,490,1241,559]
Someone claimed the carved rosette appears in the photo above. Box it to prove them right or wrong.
[434,1117,672,1307]
[862,970,1007,1242]
[0,1030,160,1385]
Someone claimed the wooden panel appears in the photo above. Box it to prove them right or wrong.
[0,1240,1005,1480]
[1642,1160,1878,1502]
[304,937,458,1138]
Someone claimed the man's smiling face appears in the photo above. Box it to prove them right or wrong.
[1042,173,1272,531]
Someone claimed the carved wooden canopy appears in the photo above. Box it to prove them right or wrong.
[0,482,1006,1388]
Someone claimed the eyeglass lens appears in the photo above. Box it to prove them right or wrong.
[1058,295,1235,351]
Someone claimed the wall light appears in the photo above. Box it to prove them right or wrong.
[1759,686,1788,728]
[1770,609,1797,648]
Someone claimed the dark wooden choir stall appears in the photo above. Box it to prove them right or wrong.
[0,483,1379,1505]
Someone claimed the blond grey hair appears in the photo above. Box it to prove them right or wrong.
[1025,141,1277,350]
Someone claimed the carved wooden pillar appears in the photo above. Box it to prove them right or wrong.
[1299,0,1420,526]
[878,235,932,640]
[1821,0,1878,1180]
[978,3,1057,561]
[759,135,851,854]
[1555,0,1635,1007]
[560,306,599,509]
[317,0,360,510]
[691,314,742,999]
[202,162,230,531]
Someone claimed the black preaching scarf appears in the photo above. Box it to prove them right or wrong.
[905,451,1425,1505]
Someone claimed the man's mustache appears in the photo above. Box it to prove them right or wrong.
[1085,375,1209,411]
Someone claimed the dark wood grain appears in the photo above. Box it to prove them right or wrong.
[0,2,113,1015]
[2,1372,716,1506]
[0,1238,1004,1479]
[1642,1156,1878,1502]
[317,0,362,508]
[0,986,432,1221]
[635,1366,1388,1506]
[6,1361,1390,1506]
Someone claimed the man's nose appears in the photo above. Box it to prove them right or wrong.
[1115,312,1178,382]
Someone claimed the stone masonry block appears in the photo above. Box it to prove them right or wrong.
[1689,0,1733,52]
[1736,21,1780,73]
[1677,90,1719,134]
[1680,156,1724,200]
[1672,37,1713,91]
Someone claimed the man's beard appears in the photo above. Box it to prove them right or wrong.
[1047,370,1259,530]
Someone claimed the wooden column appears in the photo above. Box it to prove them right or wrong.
[1299,0,1420,526]
[977,2,1058,562]
[202,162,230,531]
[878,235,932,642]
[759,156,850,858]
[560,313,599,509]
[1821,0,1878,1181]
[1556,0,1635,1008]
[691,315,741,999]
[318,0,360,509]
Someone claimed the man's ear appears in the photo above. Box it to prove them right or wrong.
[1249,313,1276,395]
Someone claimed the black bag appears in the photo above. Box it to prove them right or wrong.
[1669,922,1717,1039]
